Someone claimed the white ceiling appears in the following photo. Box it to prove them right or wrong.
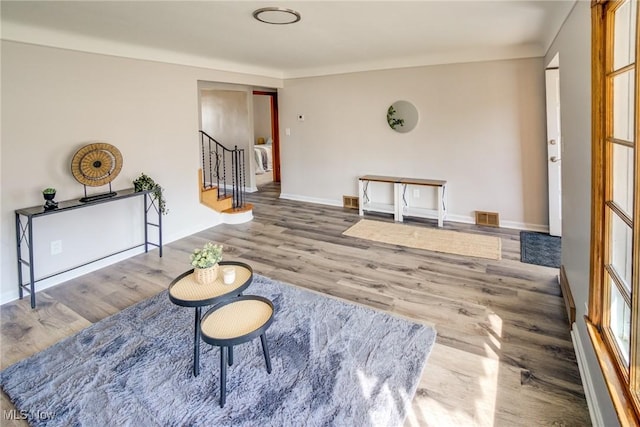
[1,1,576,79]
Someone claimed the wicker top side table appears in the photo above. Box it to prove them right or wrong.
[200,295,275,407]
[168,260,253,377]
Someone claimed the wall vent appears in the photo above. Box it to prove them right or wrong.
[343,196,359,210]
[475,211,500,227]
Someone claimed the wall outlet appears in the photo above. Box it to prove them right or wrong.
[413,189,420,198]
[51,240,62,255]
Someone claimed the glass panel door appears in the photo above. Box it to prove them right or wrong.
[610,274,632,365]
[613,0,637,69]
[613,143,635,217]
[604,0,637,374]
[590,0,640,418]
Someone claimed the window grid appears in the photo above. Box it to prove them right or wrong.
[590,0,640,421]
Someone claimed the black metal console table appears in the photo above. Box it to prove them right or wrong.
[15,188,163,308]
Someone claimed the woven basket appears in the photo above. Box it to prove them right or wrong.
[194,264,219,285]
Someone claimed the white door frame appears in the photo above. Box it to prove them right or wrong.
[545,56,562,237]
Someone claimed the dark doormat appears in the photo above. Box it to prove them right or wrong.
[520,231,561,268]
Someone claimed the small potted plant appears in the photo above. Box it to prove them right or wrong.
[42,188,58,209]
[42,187,56,200]
[190,242,223,285]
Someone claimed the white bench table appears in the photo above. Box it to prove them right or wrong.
[358,175,447,227]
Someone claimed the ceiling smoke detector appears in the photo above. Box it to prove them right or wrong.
[252,7,301,25]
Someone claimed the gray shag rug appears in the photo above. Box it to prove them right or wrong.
[1,274,436,426]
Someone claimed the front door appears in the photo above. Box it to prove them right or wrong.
[545,65,562,237]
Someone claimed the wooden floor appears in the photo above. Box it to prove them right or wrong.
[1,182,590,426]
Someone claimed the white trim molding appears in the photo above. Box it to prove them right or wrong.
[279,193,343,208]
[0,246,146,305]
[571,323,606,427]
[279,193,549,232]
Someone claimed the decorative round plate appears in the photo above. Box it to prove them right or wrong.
[71,142,123,187]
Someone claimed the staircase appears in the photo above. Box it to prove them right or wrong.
[199,131,253,224]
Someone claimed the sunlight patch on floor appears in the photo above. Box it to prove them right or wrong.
[407,311,504,426]
[477,312,502,426]
[406,397,479,426]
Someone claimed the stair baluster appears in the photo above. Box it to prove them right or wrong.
[199,131,246,210]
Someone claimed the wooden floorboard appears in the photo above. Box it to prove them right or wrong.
[1,182,590,426]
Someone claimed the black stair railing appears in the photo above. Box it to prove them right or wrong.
[199,131,246,209]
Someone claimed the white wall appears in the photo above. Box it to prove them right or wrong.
[199,86,255,188]
[544,2,619,424]
[253,95,272,143]
[278,58,549,230]
[0,40,281,304]
[201,89,251,149]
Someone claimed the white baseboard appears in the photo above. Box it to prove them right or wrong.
[1,217,226,306]
[0,246,146,305]
[279,194,549,232]
[445,214,548,232]
[500,220,549,233]
[279,193,343,207]
[571,324,605,427]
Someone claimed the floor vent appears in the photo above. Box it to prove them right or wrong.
[343,196,359,210]
[475,211,500,227]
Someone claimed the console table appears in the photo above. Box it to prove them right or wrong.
[15,188,163,308]
[358,175,447,227]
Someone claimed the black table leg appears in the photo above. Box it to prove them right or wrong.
[229,346,234,366]
[220,346,227,408]
[194,306,201,377]
[27,216,35,309]
[261,333,272,374]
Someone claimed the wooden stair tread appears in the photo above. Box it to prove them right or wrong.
[200,185,232,201]
[222,203,253,214]
[198,169,251,217]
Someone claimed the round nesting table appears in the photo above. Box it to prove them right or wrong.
[168,261,253,376]
[200,295,275,408]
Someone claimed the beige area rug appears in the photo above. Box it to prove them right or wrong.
[343,219,502,260]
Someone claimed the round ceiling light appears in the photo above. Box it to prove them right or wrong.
[253,7,301,25]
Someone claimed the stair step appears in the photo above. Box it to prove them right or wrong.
[221,203,253,214]
[201,185,232,202]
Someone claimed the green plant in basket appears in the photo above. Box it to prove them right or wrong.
[190,242,223,269]
[133,173,168,215]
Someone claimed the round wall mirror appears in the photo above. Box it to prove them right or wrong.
[387,100,419,133]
